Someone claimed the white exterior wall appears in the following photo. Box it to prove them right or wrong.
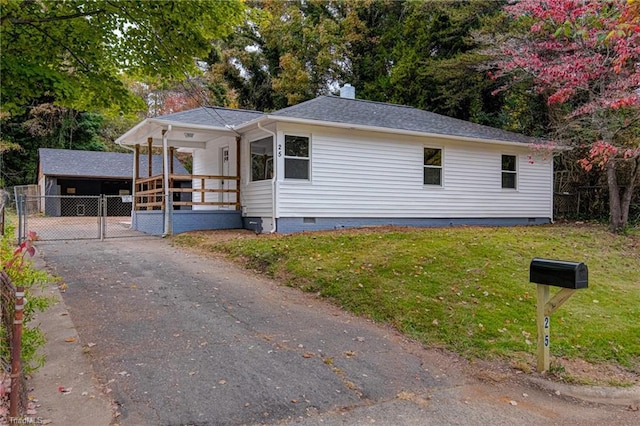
[191,136,237,210]
[272,124,552,219]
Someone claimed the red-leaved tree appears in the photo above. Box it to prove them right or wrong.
[492,0,640,232]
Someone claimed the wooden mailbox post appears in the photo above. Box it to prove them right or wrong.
[529,258,588,373]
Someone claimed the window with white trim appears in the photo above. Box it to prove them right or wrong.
[501,154,517,189]
[250,137,273,181]
[423,147,442,185]
[284,135,310,180]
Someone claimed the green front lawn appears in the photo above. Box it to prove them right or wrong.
[174,224,640,380]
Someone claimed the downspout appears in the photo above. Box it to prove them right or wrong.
[257,122,277,233]
[163,125,172,236]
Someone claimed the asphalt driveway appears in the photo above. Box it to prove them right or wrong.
[36,236,638,425]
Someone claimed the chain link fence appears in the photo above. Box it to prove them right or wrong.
[554,186,640,223]
[16,195,144,241]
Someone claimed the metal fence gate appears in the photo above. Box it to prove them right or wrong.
[16,194,145,241]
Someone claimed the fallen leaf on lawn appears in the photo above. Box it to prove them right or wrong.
[64,337,76,343]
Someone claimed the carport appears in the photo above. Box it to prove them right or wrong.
[38,148,190,217]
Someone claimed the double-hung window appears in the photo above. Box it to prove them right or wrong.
[284,135,310,180]
[423,147,442,186]
[501,154,517,189]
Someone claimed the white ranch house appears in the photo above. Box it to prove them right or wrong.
[116,90,552,235]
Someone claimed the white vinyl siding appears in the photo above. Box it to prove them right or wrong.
[242,180,273,217]
[273,125,552,219]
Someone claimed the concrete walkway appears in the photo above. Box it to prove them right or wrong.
[29,236,638,425]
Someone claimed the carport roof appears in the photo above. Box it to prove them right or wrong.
[39,148,188,179]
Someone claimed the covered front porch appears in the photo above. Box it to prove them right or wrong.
[116,107,262,235]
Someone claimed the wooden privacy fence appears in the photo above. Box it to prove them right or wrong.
[0,271,27,418]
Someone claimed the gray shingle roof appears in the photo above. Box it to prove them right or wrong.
[39,148,189,178]
[269,96,539,144]
[157,106,263,128]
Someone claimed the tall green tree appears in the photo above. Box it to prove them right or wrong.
[1,0,243,186]
[0,0,244,117]
[343,0,405,102]
[212,0,368,110]
[387,1,508,124]
[1,104,113,185]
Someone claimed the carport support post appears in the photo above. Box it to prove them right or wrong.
[536,285,577,373]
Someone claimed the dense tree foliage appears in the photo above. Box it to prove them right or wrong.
[0,104,138,186]
[491,0,640,232]
[208,0,518,127]
[0,0,244,117]
[1,0,243,186]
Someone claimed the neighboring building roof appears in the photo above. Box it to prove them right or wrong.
[267,96,538,144]
[38,148,189,179]
[156,106,263,128]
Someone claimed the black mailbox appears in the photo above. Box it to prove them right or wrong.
[530,258,588,289]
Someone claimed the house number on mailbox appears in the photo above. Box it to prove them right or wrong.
[544,316,550,347]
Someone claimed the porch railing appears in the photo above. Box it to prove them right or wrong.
[134,174,240,210]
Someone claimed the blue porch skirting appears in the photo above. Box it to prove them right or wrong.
[133,210,243,235]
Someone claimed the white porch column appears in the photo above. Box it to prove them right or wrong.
[163,125,172,235]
